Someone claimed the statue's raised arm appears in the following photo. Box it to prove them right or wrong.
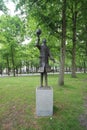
[36,29,41,37]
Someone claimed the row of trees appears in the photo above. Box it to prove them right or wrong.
[0,0,87,86]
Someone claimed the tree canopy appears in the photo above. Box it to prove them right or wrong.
[0,0,87,85]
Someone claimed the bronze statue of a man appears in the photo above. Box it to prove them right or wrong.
[35,29,54,87]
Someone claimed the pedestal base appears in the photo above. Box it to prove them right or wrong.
[36,87,53,116]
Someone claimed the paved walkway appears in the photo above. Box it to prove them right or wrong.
[79,94,87,129]
[0,72,84,78]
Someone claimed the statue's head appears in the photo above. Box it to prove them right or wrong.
[42,38,46,45]
[36,29,41,36]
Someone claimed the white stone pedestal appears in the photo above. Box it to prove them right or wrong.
[36,87,53,116]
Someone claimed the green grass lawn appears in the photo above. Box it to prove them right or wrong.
[0,73,87,130]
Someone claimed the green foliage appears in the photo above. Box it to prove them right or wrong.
[0,0,8,13]
[0,15,25,75]
[0,0,87,76]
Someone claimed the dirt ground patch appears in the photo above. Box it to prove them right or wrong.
[0,101,40,130]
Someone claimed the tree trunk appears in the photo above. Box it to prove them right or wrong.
[85,39,87,73]
[0,67,3,75]
[11,45,15,77]
[6,56,10,76]
[71,2,77,78]
[16,66,18,76]
[84,42,87,73]
[59,0,66,86]
[83,61,86,73]
[26,61,29,73]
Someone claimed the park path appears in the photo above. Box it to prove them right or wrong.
[79,78,87,129]
[79,95,87,128]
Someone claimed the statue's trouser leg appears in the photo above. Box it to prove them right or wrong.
[41,73,43,87]
[45,72,48,87]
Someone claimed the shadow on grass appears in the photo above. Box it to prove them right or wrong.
[63,84,76,90]
[53,105,59,115]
